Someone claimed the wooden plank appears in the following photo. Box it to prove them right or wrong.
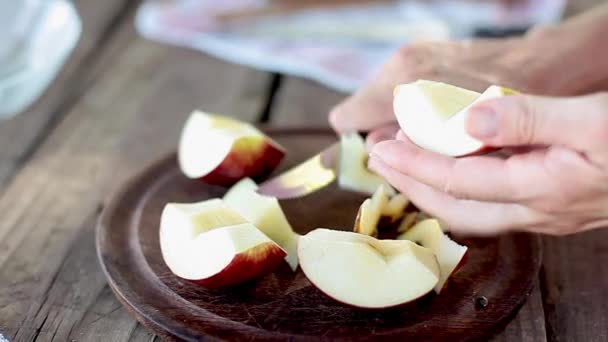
[127,325,159,342]
[269,77,344,127]
[540,231,608,342]
[490,283,547,342]
[270,77,548,341]
[0,8,272,341]
[0,0,135,190]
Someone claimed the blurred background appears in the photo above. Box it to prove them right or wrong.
[0,0,566,121]
[0,1,606,341]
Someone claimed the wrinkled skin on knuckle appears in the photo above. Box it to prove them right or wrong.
[531,191,608,235]
[513,97,539,145]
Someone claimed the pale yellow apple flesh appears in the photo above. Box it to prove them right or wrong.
[298,229,440,309]
[353,185,390,236]
[397,212,419,233]
[161,199,248,236]
[354,186,412,237]
[394,80,516,157]
[338,133,395,196]
[179,110,285,186]
[160,200,286,288]
[224,178,300,270]
[382,193,409,222]
[398,219,468,293]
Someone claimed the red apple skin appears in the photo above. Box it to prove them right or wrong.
[201,140,285,186]
[456,145,499,158]
[434,249,468,293]
[453,249,468,273]
[190,242,286,289]
[405,135,498,158]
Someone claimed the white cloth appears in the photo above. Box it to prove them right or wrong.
[135,0,565,93]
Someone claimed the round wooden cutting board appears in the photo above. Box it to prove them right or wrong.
[97,129,542,341]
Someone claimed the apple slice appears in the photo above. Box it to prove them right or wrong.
[397,219,468,293]
[160,199,286,288]
[299,229,440,309]
[397,212,418,233]
[393,80,516,157]
[179,110,286,186]
[338,133,395,196]
[224,178,300,270]
[382,193,409,222]
[353,185,390,236]
[354,186,411,237]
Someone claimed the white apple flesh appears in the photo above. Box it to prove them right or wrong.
[393,80,515,157]
[224,178,300,270]
[179,110,285,186]
[353,185,390,236]
[398,219,468,293]
[354,186,411,237]
[382,193,409,222]
[299,229,440,309]
[338,133,396,196]
[160,199,286,288]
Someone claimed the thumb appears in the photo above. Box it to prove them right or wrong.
[466,93,608,151]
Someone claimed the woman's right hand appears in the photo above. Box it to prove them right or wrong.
[329,4,608,146]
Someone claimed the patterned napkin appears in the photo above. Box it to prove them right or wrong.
[135,0,565,92]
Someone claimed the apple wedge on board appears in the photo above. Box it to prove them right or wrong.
[338,133,396,196]
[353,185,390,236]
[179,110,285,186]
[160,199,286,288]
[299,229,440,309]
[353,185,412,237]
[224,178,300,270]
[394,80,516,157]
[398,219,468,293]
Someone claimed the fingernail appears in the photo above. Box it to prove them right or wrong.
[468,107,498,138]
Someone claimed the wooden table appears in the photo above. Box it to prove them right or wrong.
[0,1,606,341]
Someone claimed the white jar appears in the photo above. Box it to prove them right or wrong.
[0,0,81,119]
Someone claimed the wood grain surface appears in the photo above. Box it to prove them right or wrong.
[0,0,606,341]
[0,3,271,341]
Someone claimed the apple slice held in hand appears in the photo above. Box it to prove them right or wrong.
[393,80,516,157]
[398,219,468,293]
[160,199,286,288]
[338,133,395,196]
[299,229,440,309]
[224,178,300,270]
[179,110,285,186]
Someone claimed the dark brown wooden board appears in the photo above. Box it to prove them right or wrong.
[97,129,542,341]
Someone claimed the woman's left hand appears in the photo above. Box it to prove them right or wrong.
[368,93,608,235]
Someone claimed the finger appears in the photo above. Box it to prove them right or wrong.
[370,138,527,202]
[466,93,608,153]
[368,157,541,235]
[366,124,400,151]
[329,41,490,134]
[328,51,406,133]
[329,92,396,133]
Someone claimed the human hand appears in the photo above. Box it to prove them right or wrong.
[368,93,608,236]
[330,4,608,143]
